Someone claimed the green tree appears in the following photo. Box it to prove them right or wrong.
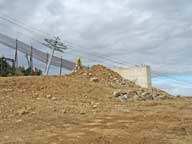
[0,57,12,76]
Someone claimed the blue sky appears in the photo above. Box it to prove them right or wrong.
[153,76,192,96]
[0,0,192,96]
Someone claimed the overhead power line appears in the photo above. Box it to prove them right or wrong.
[0,14,51,37]
[0,15,130,66]
[0,14,191,86]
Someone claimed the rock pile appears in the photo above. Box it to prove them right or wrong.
[73,64,172,102]
[79,65,137,87]
[113,88,172,102]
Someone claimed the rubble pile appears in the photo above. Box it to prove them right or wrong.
[74,65,172,101]
[81,65,137,87]
[113,88,171,102]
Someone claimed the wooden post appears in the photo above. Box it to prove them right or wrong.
[15,39,18,68]
[59,56,62,76]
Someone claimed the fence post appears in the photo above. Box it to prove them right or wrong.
[0,58,2,76]
[30,46,33,75]
[60,56,62,76]
[15,39,18,68]
[45,53,49,72]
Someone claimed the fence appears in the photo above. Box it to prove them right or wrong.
[0,33,75,71]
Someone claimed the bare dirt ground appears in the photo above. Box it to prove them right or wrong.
[0,65,192,144]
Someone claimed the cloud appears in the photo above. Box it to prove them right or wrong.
[0,0,191,95]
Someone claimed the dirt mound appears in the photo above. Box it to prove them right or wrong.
[71,65,139,87]
[70,65,122,81]
[88,65,123,81]
[1,65,191,144]
[71,65,172,102]
[0,65,172,119]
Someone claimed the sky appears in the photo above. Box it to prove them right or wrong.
[0,0,191,96]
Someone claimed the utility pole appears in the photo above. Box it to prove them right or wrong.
[44,37,59,75]
[43,37,68,75]
[15,39,18,68]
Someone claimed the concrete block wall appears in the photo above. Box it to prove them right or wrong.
[113,65,152,88]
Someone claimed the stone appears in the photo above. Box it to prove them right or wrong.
[17,109,29,115]
[113,90,122,97]
[113,78,118,81]
[88,73,92,76]
[92,103,99,109]
[90,77,99,82]
[122,92,128,95]
[62,109,67,113]
[21,89,26,93]
[119,95,128,102]
[155,95,167,100]
[31,112,36,115]
[51,97,57,101]
[93,105,97,109]
[121,81,126,85]
[141,92,150,97]
[83,72,88,76]
[46,95,52,99]
[142,94,153,101]
[15,119,23,123]
[109,76,113,79]
[80,111,86,115]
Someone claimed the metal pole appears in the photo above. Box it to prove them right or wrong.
[15,39,18,68]
[30,46,33,75]
[45,47,55,75]
[60,56,62,76]
[44,53,49,72]
[0,58,2,76]
[2,58,4,76]
[12,59,16,76]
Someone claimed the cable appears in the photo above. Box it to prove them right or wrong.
[0,14,191,83]
[0,15,131,66]
[61,42,129,66]
[0,15,50,38]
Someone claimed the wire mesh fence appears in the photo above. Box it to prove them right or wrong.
[0,33,75,71]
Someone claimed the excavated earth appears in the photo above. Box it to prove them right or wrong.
[0,65,192,144]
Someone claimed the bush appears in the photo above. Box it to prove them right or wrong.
[0,57,13,77]
[0,57,42,77]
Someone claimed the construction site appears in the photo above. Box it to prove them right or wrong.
[0,31,192,144]
[1,0,192,141]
